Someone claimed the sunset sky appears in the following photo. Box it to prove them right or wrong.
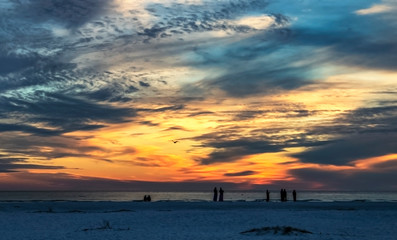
[1,0,397,191]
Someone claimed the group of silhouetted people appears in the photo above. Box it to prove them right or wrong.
[213,187,224,201]
[141,189,297,202]
[212,188,296,202]
[280,189,287,201]
[143,195,151,202]
[279,189,297,202]
[264,189,298,202]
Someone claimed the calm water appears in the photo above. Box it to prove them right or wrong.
[0,191,396,202]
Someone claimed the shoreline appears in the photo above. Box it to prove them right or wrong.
[1,201,396,239]
[1,191,396,203]
[1,200,396,211]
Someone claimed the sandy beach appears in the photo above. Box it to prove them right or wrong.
[1,201,396,240]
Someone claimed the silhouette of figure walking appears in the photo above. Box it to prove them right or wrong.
[283,189,287,202]
[213,187,218,202]
[219,187,224,202]
[266,190,270,202]
[293,190,297,202]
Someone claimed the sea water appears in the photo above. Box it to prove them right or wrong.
[0,191,396,202]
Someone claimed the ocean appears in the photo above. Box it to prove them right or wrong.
[0,191,396,202]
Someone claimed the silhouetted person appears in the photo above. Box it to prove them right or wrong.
[144,195,148,201]
[213,187,218,201]
[219,187,224,201]
[293,190,297,202]
[280,189,283,202]
[266,190,270,202]
[280,189,288,202]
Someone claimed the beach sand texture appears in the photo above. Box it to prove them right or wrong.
[1,201,396,240]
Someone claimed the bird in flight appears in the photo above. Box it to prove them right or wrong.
[171,140,179,144]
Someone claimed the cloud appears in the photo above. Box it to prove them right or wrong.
[0,123,62,136]
[0,172,248,191]
[85,83,138,102]
[163,126,190,131]
[371,159,397,169]
[0,156,64,173]
[0,55,35,75]
[303,105,397,139]
[287,3,397,72]
[138,104,185,113]
[199,63,314,97]
[0,132,105,161]
[224,170,257,177]
[176,0,397,99]
[139,81,151,87]
[183,44,315,98]
[189,102,338,165]
[292,133,397,165]
[1,0,397,190]
[133,0,278,42]
[234,15,278,30]
[196,138,282,165]
[1,0,289,100]
[15,0,112,28]
[3,0,396,99]
[0,91,136,134]
[290,166,397,191]
[190,0,397,97]
[139,121,160,127]
[355,4,393,15]
[292,104,397,165]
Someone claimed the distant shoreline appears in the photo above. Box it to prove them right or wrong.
[0,191,396,203]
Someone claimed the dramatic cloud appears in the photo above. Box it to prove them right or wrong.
[293,105,397,165]
[293,133,397,166]
[0,92,136,135]
[289,2,397,72]
[1,0,397,191]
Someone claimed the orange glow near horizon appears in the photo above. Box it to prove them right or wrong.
[2,0,397,192]
[2,69,395,189]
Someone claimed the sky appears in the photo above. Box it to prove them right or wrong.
[1,0,397,191]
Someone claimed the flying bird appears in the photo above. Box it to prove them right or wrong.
[171,140,179,144]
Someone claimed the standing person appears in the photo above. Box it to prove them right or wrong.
[280,189,283,202]
[219,187,224,202]
[283,189,288,202]
[266,190,270,202]
[293,190,297,202]
[213,187,218,202]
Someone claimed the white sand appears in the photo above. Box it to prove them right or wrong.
[1,201,396,240]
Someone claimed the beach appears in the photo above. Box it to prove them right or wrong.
[1,201,396,240]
